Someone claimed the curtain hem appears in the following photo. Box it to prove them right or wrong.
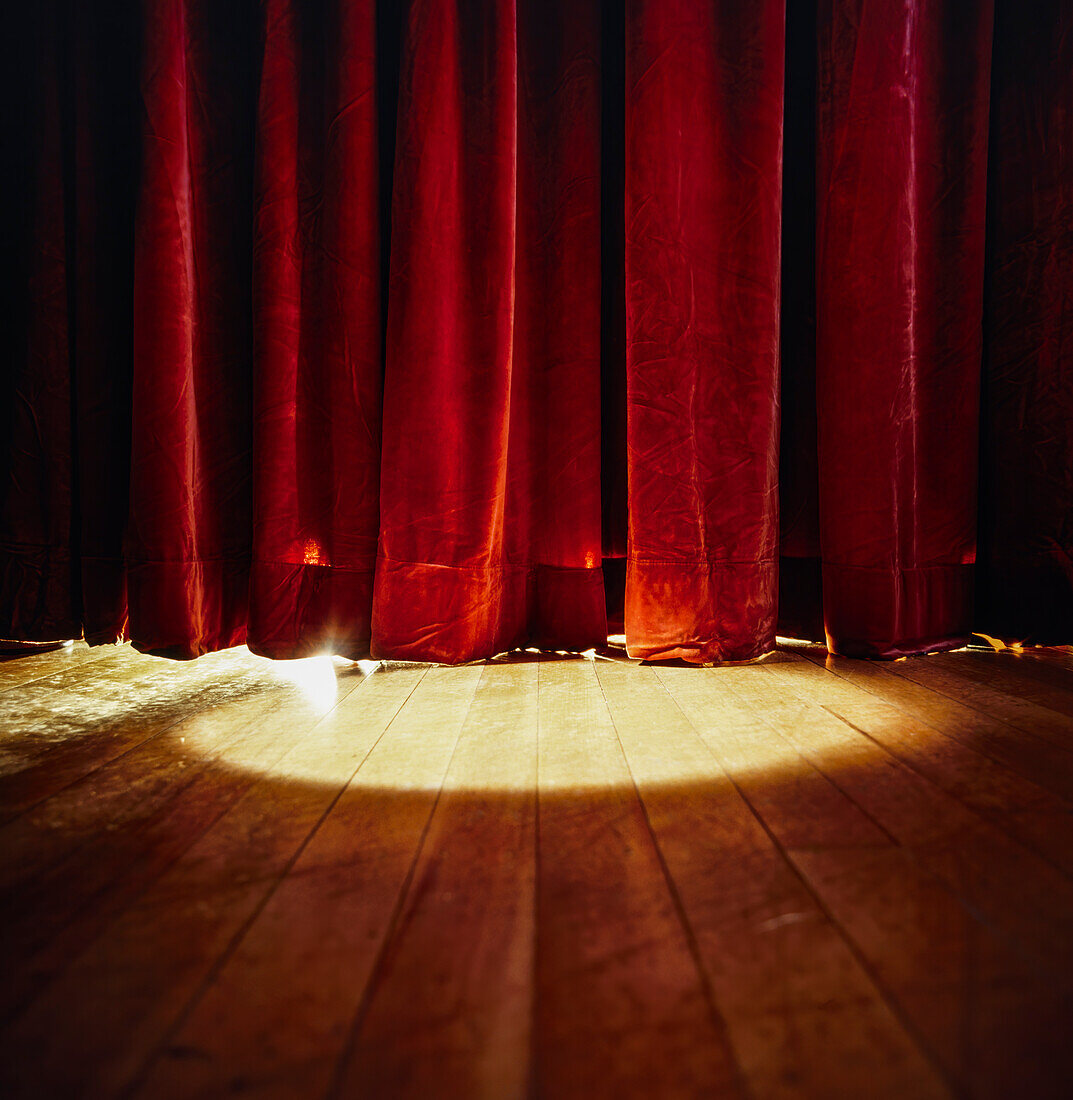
[371,559,607,663]
[126,557,250,659]
[0,543,81,642]
[823,561,973,658]
[625,558,778,664]
[247,559,374,660]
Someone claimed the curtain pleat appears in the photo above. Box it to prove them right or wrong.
[126,0,258,657]
[372,0,606,661]
[1,0,1070,663]
[247,0,382,659]
[0,4,78,642]
[623,0,785,663]
[372,0,524,660]
[815,0,994,658]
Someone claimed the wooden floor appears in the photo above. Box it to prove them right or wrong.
[1,640,1072,1098]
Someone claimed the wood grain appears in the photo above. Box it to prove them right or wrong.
[535,659,741,1099]
[0,646,259,823]
[801,647,1073,801]
[330,660,539,1100]
[1,645,1072,1098]
[128,664,469,1100]
[632,662,952,1099]
[764,653,1073,876]
[0,641,110,693]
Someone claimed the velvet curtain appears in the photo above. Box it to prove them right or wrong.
[1,0,1070,664]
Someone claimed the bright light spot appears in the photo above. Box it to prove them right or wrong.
[109,644,937,795]
[271,655,338,712]
[302,538,328,566]
[331,655,380,675]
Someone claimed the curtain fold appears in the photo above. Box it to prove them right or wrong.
[623,0,785,663]
[127,0,258,657]
[248,0,383,660]
[814,0,994,657]
[370,0,607,662]
[1,0,1070,664]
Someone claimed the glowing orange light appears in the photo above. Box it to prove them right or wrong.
[303,538,327,566]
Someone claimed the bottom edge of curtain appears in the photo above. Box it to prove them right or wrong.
[126,556,250,660]
[371,559,608,664]
[0,542,82,642]
[624,558,778,664]
[823,560,973,659]
[81,556,128,645]
[247,559,374,660]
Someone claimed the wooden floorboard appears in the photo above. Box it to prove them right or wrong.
[799,647,1073,802]
[938,650,1073,719]
[0,661,375,1028]
[330,660,538,1100]
[130,664,464,1100]
[0,646,267,823]
[536,659,740,1099]
[1,662,421,1099]
[881,653,1073,753]
[658,660,1073,1099]
[602,661,948,1099]
[0,640,112,693]
[721,662,1073,979]
[0,644,1071,1098]
[765,654,1073,877]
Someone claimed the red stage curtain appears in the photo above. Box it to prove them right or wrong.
[127,0,258,658]
[624,0,785,663]
[372,0,606,661]
[248,0,383,659]
[1,0,1070,664]
[815,0,994,657]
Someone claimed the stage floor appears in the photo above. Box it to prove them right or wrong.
[1,639,1072,1098]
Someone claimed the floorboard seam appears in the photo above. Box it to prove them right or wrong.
[654,665,962,1098]
[595,663,754,1100]
[323,666,479,1100]
[121,667,426,1099]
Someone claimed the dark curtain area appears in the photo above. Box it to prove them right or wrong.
[976,0,1073,645]
[815,0,994,657]
[1,0,1070,664]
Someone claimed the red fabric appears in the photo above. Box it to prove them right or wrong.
[127,0,257,658]
[624,0,785,663]
[1,0,1070,663]
[248,0,382,659]
[0,4,77,642]
[372,0,606,661]
[815,0,994,657]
